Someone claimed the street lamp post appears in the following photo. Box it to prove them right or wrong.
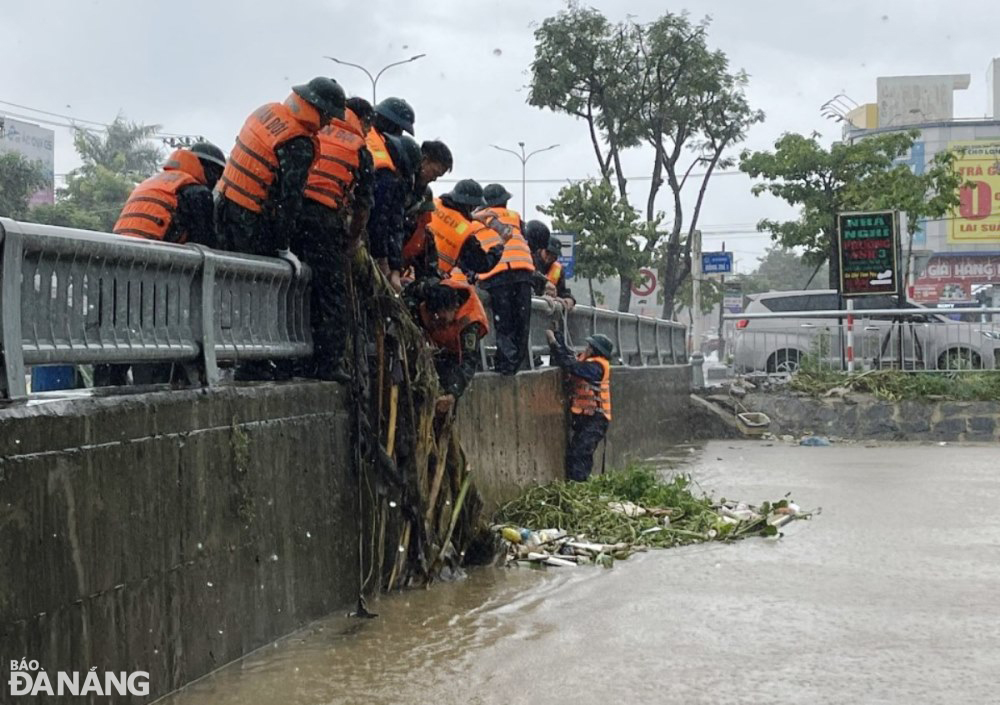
[324,54,426,104]
[490,142,559,215]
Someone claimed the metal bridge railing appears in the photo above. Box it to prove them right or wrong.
[1,217,688,399]
[0,218,311,398]
[481,296,688,369]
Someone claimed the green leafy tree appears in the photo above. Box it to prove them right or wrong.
[673,274,722,317]
[0,152,47,219]
[742,246,829,293]
[530,3,762,314]
[541,179,656,311]
[740,130,962,289]
[30,117,162,232]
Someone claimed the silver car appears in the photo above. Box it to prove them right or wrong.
[731,290,1000,373]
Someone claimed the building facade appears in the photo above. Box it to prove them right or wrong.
[844,60,1000,306]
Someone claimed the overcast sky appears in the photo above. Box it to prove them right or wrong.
[3,0,998,271]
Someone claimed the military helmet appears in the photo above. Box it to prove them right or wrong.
[585,334,614,359]
[482,183,513,207]
[443,179,485,207]
[188,141,226,168]
[387,134,422,179]
[292,77,347,123]
[524,220,551,251]
[374,96,415,135]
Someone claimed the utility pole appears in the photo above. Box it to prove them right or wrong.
[325,54,426,104]
[717,241,726,360]
[490,142,559,215]
[691,229,702,354]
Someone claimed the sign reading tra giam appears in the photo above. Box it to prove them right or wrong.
[837,210,900,297]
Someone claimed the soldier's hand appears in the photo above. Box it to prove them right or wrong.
[435,394,455,415]
[277,249,303,278]
[545,329,557,345]
[389,271,403,294]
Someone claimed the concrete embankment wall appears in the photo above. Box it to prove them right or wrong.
[0,365,690,703]
[456,365,692,512]
[745,392,1000,442]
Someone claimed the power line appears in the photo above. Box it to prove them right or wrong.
[0,99,197,139]
[436,170,747,185]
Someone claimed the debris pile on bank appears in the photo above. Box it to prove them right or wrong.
[493,466,811,568]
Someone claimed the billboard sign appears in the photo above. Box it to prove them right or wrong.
[0,116,55,205]
[911,253,1000,303]
[701,252,732,275]
[948,140,1000,244]
[837,210,900,297]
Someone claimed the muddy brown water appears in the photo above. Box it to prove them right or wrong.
[160,442,1000,705]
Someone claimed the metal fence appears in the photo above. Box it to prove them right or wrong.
[0,218,688,400]
[1,218,311,398]
[725,307,1000,375]
[488,297,687,370]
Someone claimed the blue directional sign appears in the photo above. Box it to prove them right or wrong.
[701,252,733,275]
[553,232,575,278]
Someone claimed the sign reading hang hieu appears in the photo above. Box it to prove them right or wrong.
[837,210,900,297]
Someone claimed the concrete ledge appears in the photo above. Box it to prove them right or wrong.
[744,391,1000,442]
[0,364,692,701]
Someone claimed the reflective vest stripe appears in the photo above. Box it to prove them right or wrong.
[127,195,174,210]
[219,175,266,206]
[546,261,563,286]
[233,136,278,175]
[226,152,273,188]
[123,212,166,226]
[303,184,342,201]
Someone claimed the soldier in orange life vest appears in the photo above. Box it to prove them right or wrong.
[401,187,439,282]
[533,237,575,309]
[366,98,416,291]
[215,77,346,271]
[427,179,503,279]
[403,277,489,415]
[470,183,535,375]
[545,329,614,482]
[294,97,375,382]
[98,141,227,388]
[113,141,226,247]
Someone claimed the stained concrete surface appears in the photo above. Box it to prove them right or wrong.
[161,441,1000,705]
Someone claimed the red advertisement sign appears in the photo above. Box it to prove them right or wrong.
[912,254,1000,302]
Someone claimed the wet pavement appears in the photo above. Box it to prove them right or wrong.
[160,442,1000,705]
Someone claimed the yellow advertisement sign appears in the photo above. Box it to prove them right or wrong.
[949,140,1000,243]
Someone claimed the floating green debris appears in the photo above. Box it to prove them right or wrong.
[493,465,812,567]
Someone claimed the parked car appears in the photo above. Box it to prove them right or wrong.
[731,290,1000,373]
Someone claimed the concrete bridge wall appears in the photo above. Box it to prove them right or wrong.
[0,365,690,703]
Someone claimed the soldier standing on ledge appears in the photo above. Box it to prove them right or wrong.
[545,329,614,482]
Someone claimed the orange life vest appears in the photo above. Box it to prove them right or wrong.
[475,207,534,281]
[113,148,206,242]
[545,260,563,286]
[304,109,366,210]
[428,198,486,275]
[217,94,322,213]
[569,355,612,420]
[365,127,396,172]
[421,279,489,355]
[403,210,434,265]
